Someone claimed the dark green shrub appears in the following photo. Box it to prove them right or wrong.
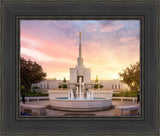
[63,84,67,89]
[32,86,40,91]
[94,84,98,89]
[113,90,139,97]
[58,85,62,89]
[100,85,103,89]
[21,91,48,97]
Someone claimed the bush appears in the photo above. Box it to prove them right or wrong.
[21,85,25,91]
[20,85,27,96]
[58,85,61,88]
[100,85,103,89]
[63,84,67,89]
[113,90,139,97]
[94,84,98,89]
[32,86,40,91]
[21,91,48,97]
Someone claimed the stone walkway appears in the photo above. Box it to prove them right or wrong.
[22,100,140,116]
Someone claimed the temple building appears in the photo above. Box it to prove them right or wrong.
[70,32,91,83]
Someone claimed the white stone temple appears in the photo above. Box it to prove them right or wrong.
[70,32,91,83]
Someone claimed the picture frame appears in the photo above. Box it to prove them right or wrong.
[18,16,143,120]
[1,0,159,135]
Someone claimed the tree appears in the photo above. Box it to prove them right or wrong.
[63,77,66,83]
[119,62,140,92]
[94,75,99,89]
[62,77,67,89]
[21,57,46,92]
[95,75,99,83]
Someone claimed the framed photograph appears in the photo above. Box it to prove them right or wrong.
[1,0,159,135]
[19,18,141,118]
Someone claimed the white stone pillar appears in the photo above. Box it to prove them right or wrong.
[117,79,118,90]
[76,86,78,98]
[79,77,82,99]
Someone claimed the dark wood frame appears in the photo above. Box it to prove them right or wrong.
[1,0,159,135]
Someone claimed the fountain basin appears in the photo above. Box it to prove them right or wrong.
[49,98,112,111]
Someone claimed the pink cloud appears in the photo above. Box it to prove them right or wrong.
[21,33,78,62]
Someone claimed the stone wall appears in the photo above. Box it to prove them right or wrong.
[48,89,71,99]
[89,89,113,99]
[32,79,129,92]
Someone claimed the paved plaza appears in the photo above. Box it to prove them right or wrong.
[21,100,139,116]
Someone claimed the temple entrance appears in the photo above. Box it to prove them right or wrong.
[77,76,84,82]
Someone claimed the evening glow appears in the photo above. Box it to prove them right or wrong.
[20,20,140,80]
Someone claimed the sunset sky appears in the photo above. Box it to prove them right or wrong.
[20,20,140,80]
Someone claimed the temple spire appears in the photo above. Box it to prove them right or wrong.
[79,32,82,58]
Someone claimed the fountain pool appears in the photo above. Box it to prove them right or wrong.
[56,97,105,100]
[49,97,112,111]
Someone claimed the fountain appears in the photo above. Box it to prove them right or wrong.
[48,77,113,111]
